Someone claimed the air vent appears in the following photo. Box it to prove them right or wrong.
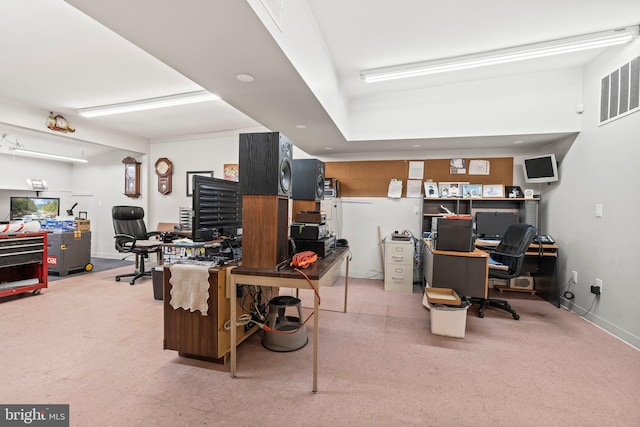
[260,0,284,32]
[600,55,640,125]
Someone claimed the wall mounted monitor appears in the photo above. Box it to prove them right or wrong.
[522,153,559,183]
[10,197,60,221]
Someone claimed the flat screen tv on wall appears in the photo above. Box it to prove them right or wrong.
[522,153,559,183]
[10,197,60,221]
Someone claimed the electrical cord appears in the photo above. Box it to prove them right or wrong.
[223,314,253,331]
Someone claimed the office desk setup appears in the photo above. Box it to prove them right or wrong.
[229,246,350,393]
[475,239,560,307]
[424,238,560,307]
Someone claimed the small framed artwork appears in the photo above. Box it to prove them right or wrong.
[438,182,453,198]
[424,182,439,198]
[505,185,523,198]
[462,184,483,198]
[223,164,239,182]
[186,171,213,196]
[483,184,504,198]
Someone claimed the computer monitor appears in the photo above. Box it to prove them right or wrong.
[475,211,518,239]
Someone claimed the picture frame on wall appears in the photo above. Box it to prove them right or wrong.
[186,171,213,196]
[462,184,483,198]
[482,184,504,198]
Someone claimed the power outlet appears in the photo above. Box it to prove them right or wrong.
[571,271,578,284]
[596,278,603,293]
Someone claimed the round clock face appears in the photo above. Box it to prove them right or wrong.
[155,159,171,175]
[126,165,136,177]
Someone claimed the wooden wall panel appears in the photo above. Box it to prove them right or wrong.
[326,158,513,198]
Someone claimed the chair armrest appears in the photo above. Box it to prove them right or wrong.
[115,233,137,252]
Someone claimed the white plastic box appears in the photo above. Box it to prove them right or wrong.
[429,303,469,338]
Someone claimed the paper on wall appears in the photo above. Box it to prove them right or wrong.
[388,179,403,198]
[469,159,490,175]
[406,179,423,198]
[408,161,424,179]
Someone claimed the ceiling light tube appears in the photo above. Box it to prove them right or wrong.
[13,148,88,163]
[362,26,639,83]
[78,90,220,118]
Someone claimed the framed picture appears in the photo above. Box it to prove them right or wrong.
[223,164,239,182]
[438,182,468,197]
[186,171,213,196]
[462,184,483,198]
[482,184,504,198]
[505,185,523,198]
[424,182,439,198]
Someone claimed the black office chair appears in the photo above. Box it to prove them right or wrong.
[112,206,161,285]
[472,223,537,320]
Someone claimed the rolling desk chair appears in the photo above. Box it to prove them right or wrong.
[112,206,161,285]
[472,223,537,320]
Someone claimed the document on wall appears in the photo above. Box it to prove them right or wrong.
[387,179,403,198]
[406,179,423,198]
[469,159,490,175]
[408,161,424,180]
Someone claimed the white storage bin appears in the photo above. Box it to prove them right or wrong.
[429,303,469,338]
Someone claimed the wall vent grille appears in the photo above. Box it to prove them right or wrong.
[600,55,640,125]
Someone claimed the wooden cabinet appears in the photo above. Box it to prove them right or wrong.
[384,238,414,293]
[0,232,48,298]
[422,197,540,235]
[163,265,273,362]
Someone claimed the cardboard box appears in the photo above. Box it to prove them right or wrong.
[425,287,462,305]
[76,220,90,231]
[430,303,469,338]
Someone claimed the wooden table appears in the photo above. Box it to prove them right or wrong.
[229,247,350,392]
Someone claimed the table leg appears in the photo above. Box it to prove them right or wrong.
[230,276,237,378]
[313,289,319,393]
[343,253,350,313]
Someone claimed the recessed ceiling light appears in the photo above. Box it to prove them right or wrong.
[412,144,421,148]
[512,140,524,144]
[325,147,333,150]
[236,73,255,83]
[295,125,306,129]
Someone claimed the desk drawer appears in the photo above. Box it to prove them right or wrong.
[385,241,413,266]
[384,265,413,293]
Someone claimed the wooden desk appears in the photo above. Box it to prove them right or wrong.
[229,247,350,392]
[423,240,489,298]
[475,240,560,307]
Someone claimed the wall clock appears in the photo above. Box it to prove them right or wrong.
[122,156,141,198]
[155,157,173,195]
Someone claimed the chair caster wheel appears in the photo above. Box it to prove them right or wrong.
[115,277,121,282]
[478,311,485,318]
[129,281,135,286]
[513,314,520,320]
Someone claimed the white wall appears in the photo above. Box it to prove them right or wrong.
[544,39,640,348]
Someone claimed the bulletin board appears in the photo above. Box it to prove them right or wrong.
[325,158,513,197]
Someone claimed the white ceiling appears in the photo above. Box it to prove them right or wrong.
[1,0,639,161]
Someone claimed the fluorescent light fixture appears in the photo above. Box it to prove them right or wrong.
[78,90,220,118]
[26,179,48,190]
[13,148,88,163]
[362,26,639,83]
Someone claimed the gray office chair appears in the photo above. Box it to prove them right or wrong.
[112,206,161,285]
[471,223,537,320]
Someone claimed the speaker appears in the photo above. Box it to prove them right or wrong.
[510,276,534,290]
[239,132,293,196]
[242,195,289,270]
[292,159,325,200]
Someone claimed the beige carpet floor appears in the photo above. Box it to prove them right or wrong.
[0,266,638,426]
